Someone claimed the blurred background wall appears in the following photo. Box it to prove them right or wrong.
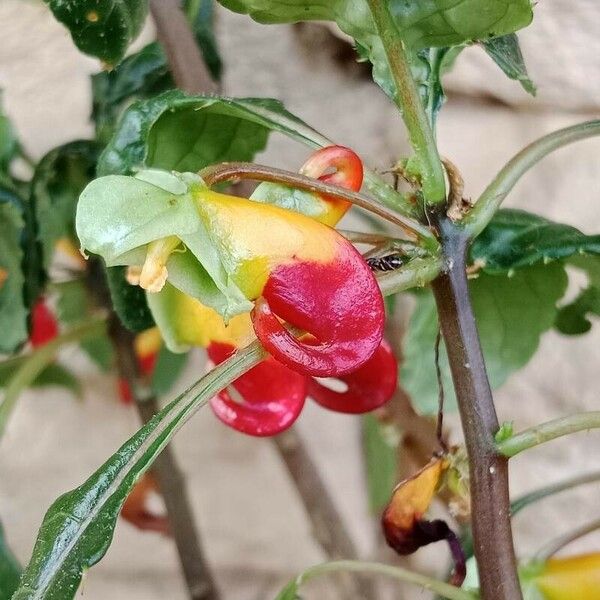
[1,1,600,598]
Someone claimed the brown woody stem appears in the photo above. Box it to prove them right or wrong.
[108,317,220,600]
[149,0,218,94]
[431,217,522,600]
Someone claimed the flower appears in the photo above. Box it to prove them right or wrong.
[29,300,58,348]
[76,146,397,435]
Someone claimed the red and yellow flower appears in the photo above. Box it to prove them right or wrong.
[76,146,397,435]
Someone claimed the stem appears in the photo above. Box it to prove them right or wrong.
[464,120,600,237]
[199,162,439,250]
[377,256,442,296]
[286,560,475,600]
[149,0,218,94]
[0,318,106,437]
[273,430,375,599]
[511,470,600,516]
[366,0,446,204]
[535,517,600,562]
[363,169,420,218]
[431,218,522,600]
[108,317,220,600]
[497,412,600,458]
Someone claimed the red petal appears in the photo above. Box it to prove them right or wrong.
[208,342,307,436]
[300,145,363,192]
[252,243,385,377]
[30,300,58,347]
[307,340,397,413]
[121,473,170,536]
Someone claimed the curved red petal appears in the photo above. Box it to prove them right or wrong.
[207,342,307,437]
[251,241,385,377]
[30,300,59,348]
[307,340,397,414]
[300,146,363,192]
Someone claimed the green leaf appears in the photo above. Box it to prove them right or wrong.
[555,286,600,335]
[151,346,189,396]
[0,521,21,600]
[44,0,148,66]
[471,209,600,273]
[402,264,568,414]
[494,421,514,443]
[0,199,27,352]
[12,344,263,600]
[105,266,155,332]
[482,33,536,96]
[97,91,329,176]
[56,279,115,370]
[363,414,398,512]
[33,141,100,268]
[0,357,81,398]
[218,0,533,105]
[0,96,18,173]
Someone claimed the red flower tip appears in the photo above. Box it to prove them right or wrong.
[208,342,307,436]
[121,473,170,536]
[30,300,59,348]
[308,339,397,413]
[300,145,363,192]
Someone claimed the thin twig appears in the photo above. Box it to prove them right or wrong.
[149,0,218,94]
[464,119,600,237]
[535,517,600,562]
[431,217,522,600]
[434,327,448,453]
[199,162,439,249]
[496,411,600,458]
[273,429,375,599]
[108,317,220,600]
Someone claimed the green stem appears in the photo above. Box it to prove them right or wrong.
[535,517,600,562]
[199,162,439,250]
[0,318,106,437]
[511,470,600,516]
[464,120,600,237]
[377,256,442,296]
[283,560,475,600]
[365,0,446,204]
[497,411,600,458]
[363,169,420,218]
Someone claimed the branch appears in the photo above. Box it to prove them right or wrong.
[273,429,375,599]
[431,218,522,600]
[199,162,439,250]
[365,0,446,204]
[149,0,218,94]
[497,412,600,458]
[282,560,476,600]
[108,317,220,600]
[464,120,600,237]
[511,470,600,516]
[535,517,600,562]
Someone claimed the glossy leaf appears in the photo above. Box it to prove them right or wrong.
[45,0,148,66]
[105,265,155,332]
[97,91,329,175]
[483,33,536,96]
[12,344,263,600]
[186,0,223,81]
[0,198,27,352]
[402,264,568,414]
[0,521,21,600]
[471,209,600,273]
[33,141,100,268]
